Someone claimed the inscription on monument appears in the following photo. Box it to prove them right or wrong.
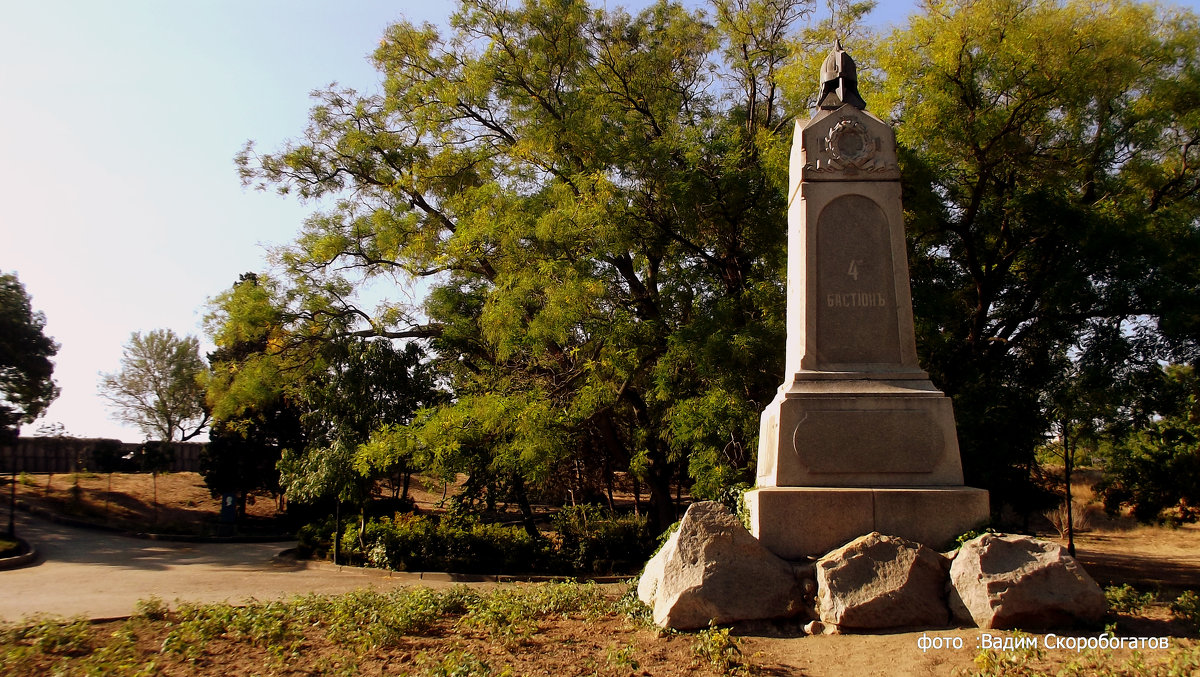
[815,194,900,365]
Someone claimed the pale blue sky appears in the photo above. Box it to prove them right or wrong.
[1,0,1190,441]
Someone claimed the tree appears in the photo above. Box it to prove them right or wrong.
[278,337,437,560]
[867,0,1200,516]
[201,274,304,515]
[1097,365,1200,523]
[1041,354,1124,556]
[205,274,439,552]
[1,271,59,537]
[231,0,815,531]
[1,272,59,439]
[99,329,210,442]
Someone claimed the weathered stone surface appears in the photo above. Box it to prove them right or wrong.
[747,45,988,562]
[637,502,803,630]
[816,532,950,629]
[747,486,989,559]
[949,533,1106,629]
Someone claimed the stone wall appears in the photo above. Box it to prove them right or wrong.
[2,437,204,474]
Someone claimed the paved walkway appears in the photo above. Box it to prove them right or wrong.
[0,512,466,622]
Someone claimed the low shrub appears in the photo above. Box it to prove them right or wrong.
[552,505,656,574]
[691,621,749,675]
[300,505,655,575]
[302,513,550,574]
[1172,590,1200,632]
[1105,584,1156,614]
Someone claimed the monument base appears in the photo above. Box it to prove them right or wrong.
[745,486,989,559]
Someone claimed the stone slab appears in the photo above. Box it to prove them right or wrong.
[746,486,989,559]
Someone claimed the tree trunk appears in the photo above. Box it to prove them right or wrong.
[1063,421,1076,557]
[642,445,676,533]
[510,473,539,538]
[604,457,615,513]
[333,498,341,565]
[632,475,641,515]
[6,445,15,539]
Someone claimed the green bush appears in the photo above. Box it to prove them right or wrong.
[1105,584,1156,614]
[300,506,655,575]
[691,621,749,675]
[1172,590,1200,632]
[552,504,656,574]
[303,512,551,574]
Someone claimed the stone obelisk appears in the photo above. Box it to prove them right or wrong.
[744,43,988,559]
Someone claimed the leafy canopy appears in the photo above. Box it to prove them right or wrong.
[99,329,210,442]
[230,0,816,528]
[225,0,1200,524]
[0,272,59,441]
[868,0,1200,509]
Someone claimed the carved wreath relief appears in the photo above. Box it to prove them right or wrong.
[804,117,895,175]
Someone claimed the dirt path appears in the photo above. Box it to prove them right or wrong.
[0,512,490,622]
[1072,522,1200,592]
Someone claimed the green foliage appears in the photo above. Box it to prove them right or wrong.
[964,641,1200,677]
[413,649,492,677]
[315,588,453,648]
[0,616,93,656]
[870,0,1200,517]
[232,0,819,531]
[0,584,621,674]
[1105,584,1157,615]
[302,512,551,574]
[200,424,284,511]
[159,600,304,663]
[953,529,984,549]
[0,271,58,440]
[1097,365,1200,524]
[691,621,750,676]
[133,596,169,621]
[606,642,640,672]
[615,584,654,627]
[461,582,609,647]
[965,631,1045,677]
[301,507,656,576]
[98,329,209,442]
[1171,590,1200,633]
[551,504,655,574]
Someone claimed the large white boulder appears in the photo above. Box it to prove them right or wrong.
[816,532,950,629]
[636,501,803,630]
[949,533,1106,629]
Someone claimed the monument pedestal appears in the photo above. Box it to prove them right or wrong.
[746,487,989,560]
[747,371,989,558]
[754,373,965,487]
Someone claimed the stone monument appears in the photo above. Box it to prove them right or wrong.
[744,42,989,559]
